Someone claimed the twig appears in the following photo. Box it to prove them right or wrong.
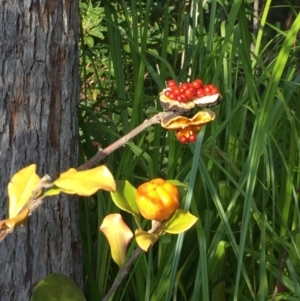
[21,175,53,213]
[77,111,176,171]
[0,229,13,242]
[271,189,300,300]
[102,221,162,301]
[271,249,287,301]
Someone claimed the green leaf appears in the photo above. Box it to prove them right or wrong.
[84,36,94,48]
[30,273,86,301]
[100,214,133,267]
[166,180,188,200]
[43,187,61,197]
[110,181,141,227]
[208,241,229,278]
[162,209,198,234]
[89,28,105,40]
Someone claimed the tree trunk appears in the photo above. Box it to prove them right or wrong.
[0,1,82,300]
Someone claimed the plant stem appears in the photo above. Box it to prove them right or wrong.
[77,111,174,299]
[77,111,176,171]
[102,221,162,301]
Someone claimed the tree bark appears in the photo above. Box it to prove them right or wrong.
[0,1,82,300]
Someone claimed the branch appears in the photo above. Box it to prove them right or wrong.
[102,221,162,301]
[21,175,53,213]
[271,249,287,301]
[0,110,174,242]
[77,111,176,171]
[80,112,175,299]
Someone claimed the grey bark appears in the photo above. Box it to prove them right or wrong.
[0,1,82,300]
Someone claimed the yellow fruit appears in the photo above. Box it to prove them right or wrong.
[136,178,179,221]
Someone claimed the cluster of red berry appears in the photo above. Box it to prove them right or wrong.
[164,79,219,102]
[178,134,197,144]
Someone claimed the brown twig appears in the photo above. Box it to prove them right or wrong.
[0,229,13,242]
[271,189,300,300]
[271,249,287,301]
[77,111,176,171]
[21,175,53,213]
[102,221,162,301]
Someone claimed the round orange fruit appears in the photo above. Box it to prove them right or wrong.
[136,178,179,221]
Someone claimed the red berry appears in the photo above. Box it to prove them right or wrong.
[173,88,181,95]
[196,88,205,97]
[179,136,188,144]
[176,95,183,102]
[184,89,194,99]
[188,86,196,92]
[180,94,189,102]
[191,80,202,89]
[189,135,197,142]
[210,87,219,94]
[165,90,171,97]
[180,83,190,90]
[203,86,211,95]
[195,79,203,84]
[167,92,177,100]
[167,80,177,88]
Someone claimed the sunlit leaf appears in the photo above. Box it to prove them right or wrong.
[110,181,141,227]
[166,180,188,200]
[0,209,29,230]
[53,165,116,196]
[110,181,139,213]
[100,214,133,267]
[8,164,41,218]
[43,187,61,197]
[162,209,198,234]
[166,180,185,186]
[208,241,229,278]
[135,229,159,252]
[30,273,86,301]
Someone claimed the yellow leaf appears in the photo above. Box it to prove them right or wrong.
[162,209,198,234]
[8,164,41,218]
[100,214,133,267]
[135,229,159,252]
[53,166,116,196]
[0,209,30,230]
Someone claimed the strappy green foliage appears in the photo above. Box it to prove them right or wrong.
[79,1,300,300]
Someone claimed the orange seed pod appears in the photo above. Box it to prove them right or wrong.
[136,178,179,221]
